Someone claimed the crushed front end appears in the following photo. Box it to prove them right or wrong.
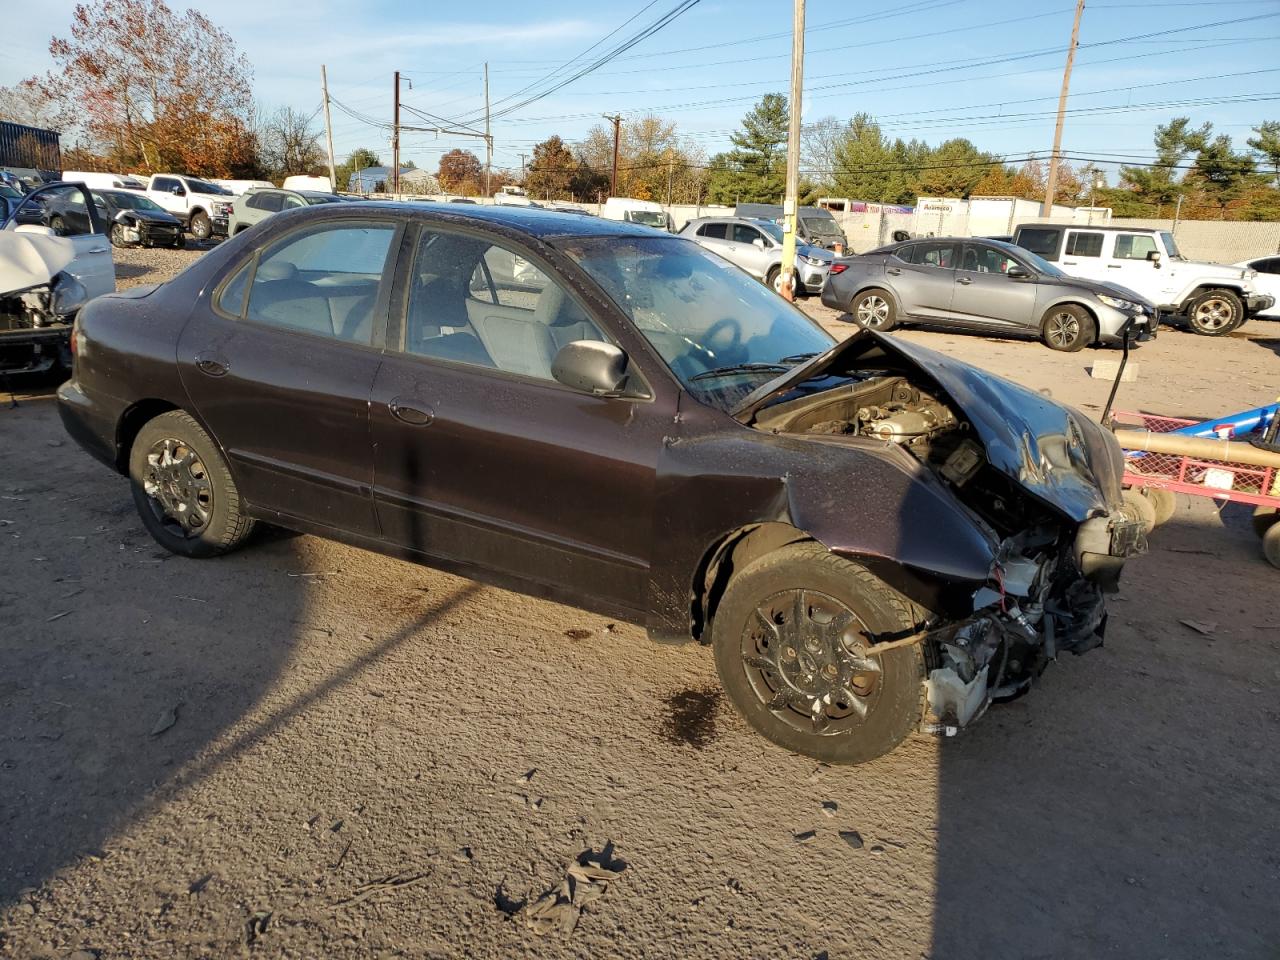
[0,273,86,375]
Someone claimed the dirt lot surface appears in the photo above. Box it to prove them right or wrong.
[2,245,1278,959]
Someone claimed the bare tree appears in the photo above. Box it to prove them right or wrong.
[257,105,324,179]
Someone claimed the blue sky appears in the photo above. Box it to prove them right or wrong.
[4,0,1278,180]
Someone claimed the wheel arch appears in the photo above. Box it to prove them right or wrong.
[114,398,181,472]
[1040,300,1100,344]
[1178,283,1246,311]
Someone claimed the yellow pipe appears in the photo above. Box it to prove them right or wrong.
[1118,429,1280,469]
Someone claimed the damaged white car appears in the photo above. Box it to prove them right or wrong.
[1,182,115,375]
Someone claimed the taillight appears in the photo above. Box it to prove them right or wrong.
[829,263,848,275]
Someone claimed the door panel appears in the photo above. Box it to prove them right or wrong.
[176,219,399,534]
[951,243,1039,330]
[1059,229,1107,282]
[8,184,115,298]
[891,241,958,318]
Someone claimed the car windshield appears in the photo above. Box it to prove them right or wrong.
[559,235,835,411]
[802,217,845,241]
[755,221,784,243]
[188,178,231,195]
[1159,231,1183,259]
[103,191,163,212]
[301,193,342,204]
[1013,246,1065,278]
[628,210,667,228]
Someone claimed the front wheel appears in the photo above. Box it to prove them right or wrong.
[711,542,925,765]
[188,211,211,241]
[1186,288,1242,336]
[128,410,254,558]
[109,223,130,247]
[1041,304,1094,351]
[849,288,898,331]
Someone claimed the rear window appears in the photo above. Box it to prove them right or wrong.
[697,222,727,239]
[1065,231,1103,257]
[1016,228,1062,261]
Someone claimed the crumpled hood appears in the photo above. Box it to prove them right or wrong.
[0,229,76,295]
[797,241,833,262]
[734,331,1124,522]
[116,208,182,225]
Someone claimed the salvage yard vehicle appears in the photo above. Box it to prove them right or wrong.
[1,182,114,374]
[824,236,1158,351]
[144,173,234,241]
[44,188,184,248]
[229,187,351,235]
[1233,255,1280,320]
[679,216,832,295]
[1013,223,1275,336]
[57,204,1144,764]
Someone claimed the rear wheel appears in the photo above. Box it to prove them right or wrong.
[850,288,898,331]
[1253,506,1279,538]
[1186,288,1242,336]
[128,410,254,558]
[711,542,925,764]
[1041,304,1094,352]
[189,210,211,241]
[1263,522,1280,569]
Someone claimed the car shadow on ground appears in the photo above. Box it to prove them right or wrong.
[113,262,155,281]
[931,506,1278,958]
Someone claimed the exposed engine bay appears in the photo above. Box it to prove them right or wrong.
[747,362,1142,738]
[0,230,91,375]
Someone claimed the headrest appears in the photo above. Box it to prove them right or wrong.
[256,259,299,281]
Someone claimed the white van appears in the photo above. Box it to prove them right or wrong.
[600,197,674,232]
[282,175,333,192]
[61,170,148,191]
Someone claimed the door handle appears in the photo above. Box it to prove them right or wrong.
[1063,260,1078,265]
[886,267,902,275]
[389,398,434,426]
[957,277,973,285]
[193,352,229,377]
[1107,264,1122,269]
[88,246,110,254]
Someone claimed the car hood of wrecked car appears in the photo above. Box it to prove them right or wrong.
[0,229,77,296]
[732,330,1124,523]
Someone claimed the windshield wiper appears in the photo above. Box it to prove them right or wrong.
[691,362,790,382]
[776,352,818,364]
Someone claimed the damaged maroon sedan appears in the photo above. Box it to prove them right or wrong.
[58,204,1144,763]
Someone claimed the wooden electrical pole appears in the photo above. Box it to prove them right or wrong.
[1042,0,1085,216]
[779,0,805,301]
[392,70,401,196]
[484,62,492,198]
[321,65,337,192]
[604,114,622,197]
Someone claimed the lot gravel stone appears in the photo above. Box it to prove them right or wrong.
[1,244,1277,958]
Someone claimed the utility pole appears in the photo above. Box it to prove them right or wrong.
[392,70,401,196]
[519,153,528,181]
[321,65,337,192]
[1042,0,1085,217]
[484,62,492,198]
[666,150,674,206]
[604,113,622,197]
[779,0,805,301]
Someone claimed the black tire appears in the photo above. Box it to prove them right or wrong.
[711,542,926,765]
[1041,304,1095,352]
[189,210,211,241]
[1264,522,1280,569]
[109,223,129,247]
[765,265,783,295]
[1253,506,1279,538]
[849,288,898,331]
[128,410,254,558]
[1185,288,1243,336]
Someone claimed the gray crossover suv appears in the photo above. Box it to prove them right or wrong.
[679,217,832,295]
[822,237,1157,351]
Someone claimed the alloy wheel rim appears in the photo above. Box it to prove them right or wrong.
[1048,312,1079,346]
[739,588,883,735]
[857,296,889,327]
[1193,298,1233,331]
[142,438,212,539]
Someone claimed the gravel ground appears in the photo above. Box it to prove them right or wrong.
[1,245,1278,959]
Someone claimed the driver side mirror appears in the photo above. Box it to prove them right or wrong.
[1146,250,1162,266]
[752,237,766,250]
[552,340,630,396]
[1006,263,1030,279]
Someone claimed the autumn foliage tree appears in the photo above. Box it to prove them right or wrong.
[31,0,256,176]
[437,149,485,195]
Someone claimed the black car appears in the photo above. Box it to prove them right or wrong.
[57,204,1144,764]
[48,188,184,248]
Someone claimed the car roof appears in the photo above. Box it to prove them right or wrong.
[1015,222,1164,233]
[334,201,660,239]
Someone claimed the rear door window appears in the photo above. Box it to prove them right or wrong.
[1016,227,1062,261]
[909,240,959,269]
[697,222,728,239]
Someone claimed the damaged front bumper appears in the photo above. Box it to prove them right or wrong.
[919,509,1145,736]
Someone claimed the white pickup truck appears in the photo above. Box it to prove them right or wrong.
[144,174,234,241]
[1012,223,1275,336]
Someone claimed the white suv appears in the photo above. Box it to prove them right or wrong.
[1013,223,1274,336]
[144,174,234,241]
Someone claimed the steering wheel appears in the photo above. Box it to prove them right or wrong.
[702,317,744,360]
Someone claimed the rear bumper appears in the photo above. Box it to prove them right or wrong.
[56,379,120,471]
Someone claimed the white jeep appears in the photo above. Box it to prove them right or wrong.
[1013,223,1274,336]
[144,174,234,241]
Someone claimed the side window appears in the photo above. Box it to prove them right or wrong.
[910,240,958,269]
[1065,231,1103,257]
[730,224,763,246]
[406,229,606,381]
[36,184,96,236]
[698,222,728,240]
[239,222,395,343]
[961,245,1018,274]
[283,194,307,209]
[1016,228,1061,261]
[248,193,283,212]
[1114,233,1158,261]
[152,177,175,193]
[1259,257,1280,275]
